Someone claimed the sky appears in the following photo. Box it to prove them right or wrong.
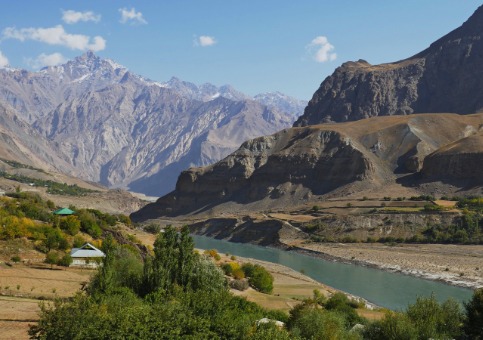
[0,1,481,100]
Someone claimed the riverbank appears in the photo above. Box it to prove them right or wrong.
[224,254,380,312]
[286,242,483,290]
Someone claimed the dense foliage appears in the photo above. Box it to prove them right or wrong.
[30,227,288,339]
[0,192,132,267]
[28,223,483,339]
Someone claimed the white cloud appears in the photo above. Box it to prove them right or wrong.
[27,52,67,69]
[62,10,101,24]
[119,7,147,25]
[0,50,9,67]
[2,25,106,51]
[195,35,217,47]
[307,36,337,63]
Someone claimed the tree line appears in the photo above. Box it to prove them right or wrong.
[29,226,483,339]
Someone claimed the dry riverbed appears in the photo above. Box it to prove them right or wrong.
[291,242,483,289]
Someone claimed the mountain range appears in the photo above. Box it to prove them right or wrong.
[0,52,306,196]
[133,4,483,220]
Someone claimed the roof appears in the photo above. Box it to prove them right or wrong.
[53,208,75,215]
[70,243,105,258]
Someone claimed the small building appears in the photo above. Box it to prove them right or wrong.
[53,208,75,216]
[70,243,105,268]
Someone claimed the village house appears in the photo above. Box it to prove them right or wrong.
[70,243,105,268]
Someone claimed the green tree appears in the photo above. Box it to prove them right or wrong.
[177,226,195,287]
[42,228,68,251]
[405,295,463,339]
[363,311,417,340]
[45,251,59,269]
[289,307,357,340]
[464,288,483,339]
[59,215,81,235]
[58,254,73,267]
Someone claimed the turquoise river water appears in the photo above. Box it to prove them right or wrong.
[192,235,473,310]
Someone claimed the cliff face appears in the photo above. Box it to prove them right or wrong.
[131,113,483,220]
[422,132,483,182]
[294,5,483,126]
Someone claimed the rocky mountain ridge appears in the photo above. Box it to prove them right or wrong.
[132,113,483,220]
[294,5,483,126]
[0,52,305,196]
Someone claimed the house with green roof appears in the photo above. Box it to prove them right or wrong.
[53,208,75,216]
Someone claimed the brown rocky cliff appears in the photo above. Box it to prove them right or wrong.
[294,5,483,126]
[131,113,483,220]
[422,131,483,182]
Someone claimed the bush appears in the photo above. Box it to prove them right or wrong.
[363,311,417,340]
[118,214,131,226]
[144,223,160,234]
[247,265,273,294]
[59,215,81,235]
[204,249,221,261]
[10,255,21,263]
[58,254,73,267]
[73,235,86,248]
[289,308,351,339]
[232,268,245,280]
[221,263,233,276]
[241,263,255,277]
[45,251,59,268]
[324,292,364,327]
[229,279,249,291]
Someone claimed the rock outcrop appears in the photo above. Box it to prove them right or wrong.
[294,5,483,126]
[422,131,483,183]
[131,113,483,220]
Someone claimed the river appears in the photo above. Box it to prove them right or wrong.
[192,235,473,310]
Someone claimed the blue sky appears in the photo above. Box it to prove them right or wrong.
[0,1,481,99]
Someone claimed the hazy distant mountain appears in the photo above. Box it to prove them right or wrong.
[254,92,307,117]
[161,77,250,102]
[0,52,303,196]
[295,4,483,126]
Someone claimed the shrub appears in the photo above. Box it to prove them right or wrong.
[45,251,59,269]
[363,311,417,340]
[117,214,132,226]
[204,249,221,261]
[232,268,245,280]
[247,265,273,294]
[59,215,81,235]
[241,263,255,277]
[324,292,364,326]
[73,235,86,248]
[289,308,350,339]
[58,254,73,267]
[221,263,233,276]
[144,223,160,234]
[10,255,21,263]
[229,279,249,291]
